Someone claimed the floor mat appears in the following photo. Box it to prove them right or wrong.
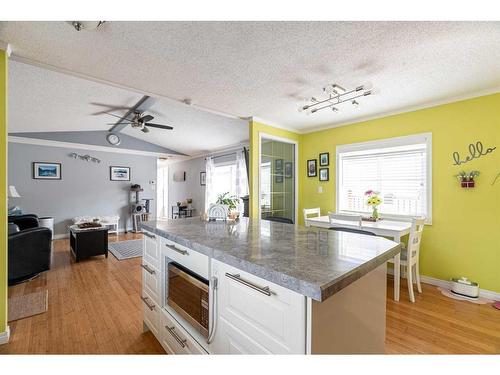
[108,239,143,260]
[8,290,48,322]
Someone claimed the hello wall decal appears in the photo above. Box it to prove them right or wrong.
[452,141,496,166]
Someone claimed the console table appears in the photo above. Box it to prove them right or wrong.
[70,225,109,262]
[171,206,194,219]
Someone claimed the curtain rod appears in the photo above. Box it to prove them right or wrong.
[205,147,247,160]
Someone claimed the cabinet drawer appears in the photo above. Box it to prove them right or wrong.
[160,310,207,354]
[142,292,160,339]
[141,262,160,304]
[143,230,160,269]
[161,237,209,279]
[211,260,306,354]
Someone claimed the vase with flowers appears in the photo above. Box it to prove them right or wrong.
[365,190,382,220]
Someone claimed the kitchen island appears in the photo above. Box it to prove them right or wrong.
[140,218,400,354]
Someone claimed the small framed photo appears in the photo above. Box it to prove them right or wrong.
[319,152,329,167]
[200,171,206,186]
[319,168,329,181]
[284,162,293,178]
[33,162,61,180]
[110,166,130,181]
[307,159,317,177]
[275,158,283,172]
[275,174,284,183]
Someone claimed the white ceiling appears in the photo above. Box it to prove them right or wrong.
[8,61,249,155]
[1,21,500,133]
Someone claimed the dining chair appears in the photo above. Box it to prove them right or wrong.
[328,212,363,228]
[329,227,375,236]
[388,217,426,302]
[303,208,321,226]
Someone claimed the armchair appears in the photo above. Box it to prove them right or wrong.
[8,214,52,285]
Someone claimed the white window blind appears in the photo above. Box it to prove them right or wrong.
[337,134,431,221]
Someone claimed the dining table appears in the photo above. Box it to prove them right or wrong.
[305,215,412,301]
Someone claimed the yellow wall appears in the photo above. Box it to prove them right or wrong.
[300,93,500,292]
[249,120,300,218]
[0,49,8,335]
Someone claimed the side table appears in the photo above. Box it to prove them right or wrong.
[70,225,109,262]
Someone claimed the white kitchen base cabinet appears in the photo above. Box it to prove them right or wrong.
[210,260,306,354]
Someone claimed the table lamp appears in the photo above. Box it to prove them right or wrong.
[8,185,22,214]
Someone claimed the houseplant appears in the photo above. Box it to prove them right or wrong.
[365,190,382,220]
[216,192,239,213]
[455,170,480,188]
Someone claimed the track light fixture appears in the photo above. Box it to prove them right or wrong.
[298,83,372,115]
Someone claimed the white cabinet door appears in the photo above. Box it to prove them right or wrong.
[143,231,160,269]
[210,260,306,354]
[141,262,160,304]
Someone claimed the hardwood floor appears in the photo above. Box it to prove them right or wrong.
[1,233,499,354]
[0,233,164,354]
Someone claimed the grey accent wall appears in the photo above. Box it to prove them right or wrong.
[8,142,157,235]
[168,157,206,218]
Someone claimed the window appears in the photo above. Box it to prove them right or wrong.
[336,133,432,222]
[212,163,238,200]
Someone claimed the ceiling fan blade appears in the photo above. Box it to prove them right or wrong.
[141,127,150,133]
[139,114,154,123]
[146,123,174,130]
[103,112,134,122]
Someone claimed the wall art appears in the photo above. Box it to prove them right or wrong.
[452,141,496,166]
[33,162,62,180]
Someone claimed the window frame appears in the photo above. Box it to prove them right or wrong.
[335,133,432,224]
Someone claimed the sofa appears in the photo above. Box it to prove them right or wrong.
[8,214,52,285]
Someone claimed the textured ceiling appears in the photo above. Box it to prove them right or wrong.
[8,61,249,156]
[1,21,500,132]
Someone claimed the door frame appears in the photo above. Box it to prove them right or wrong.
[258,132,299,224]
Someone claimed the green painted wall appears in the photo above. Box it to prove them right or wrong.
[249,94,500,293]
[0,49,8,335]
[299,94,500,292]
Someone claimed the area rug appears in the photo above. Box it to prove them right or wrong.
[8,290,48,322]
[109,239,143,260]
[438,287,493,305]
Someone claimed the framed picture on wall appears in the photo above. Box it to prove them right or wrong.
[33,162,62,180]
[319,168,329,181]
[307,159,317,177]
[110,166,130,181]
[285,162,293,178]
[200,171,206,186]
[319,152,329,166]
[275,158,283,172]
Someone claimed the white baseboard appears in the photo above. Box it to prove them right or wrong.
[53,227,135,240]
[387,268,500,301]
[0,326,10,345]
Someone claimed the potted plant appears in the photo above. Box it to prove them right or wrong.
[455,170,480,188]
[365,190,382,220]
[216,192,240,218]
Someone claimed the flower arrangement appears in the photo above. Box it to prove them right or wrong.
[454,170,479,188]
[365,190,382,220]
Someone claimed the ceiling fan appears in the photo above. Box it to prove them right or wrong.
[105,111,173,133]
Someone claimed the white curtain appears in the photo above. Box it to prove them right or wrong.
[204,156,215,213]
[235,149,249,211]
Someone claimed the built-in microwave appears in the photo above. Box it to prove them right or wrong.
[167,262,209,338]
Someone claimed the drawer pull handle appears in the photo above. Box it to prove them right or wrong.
[141,264,156,275]
[141,296,156,311]
[143,232,156,239]
[165,244,188,255]
[166,325,187,348]
[225,273,271,296]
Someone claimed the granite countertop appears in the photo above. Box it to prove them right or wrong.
[140,218,401,302]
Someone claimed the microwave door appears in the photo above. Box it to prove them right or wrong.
[167,263,209,338]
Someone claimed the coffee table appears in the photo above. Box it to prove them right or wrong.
[70,225,109,262]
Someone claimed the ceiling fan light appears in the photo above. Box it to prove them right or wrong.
[331,106,339,112]
[352,100,359,107]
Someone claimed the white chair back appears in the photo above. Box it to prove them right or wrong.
[407,217,425,263]
[328,212,362,228]
[303,208,321,226]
